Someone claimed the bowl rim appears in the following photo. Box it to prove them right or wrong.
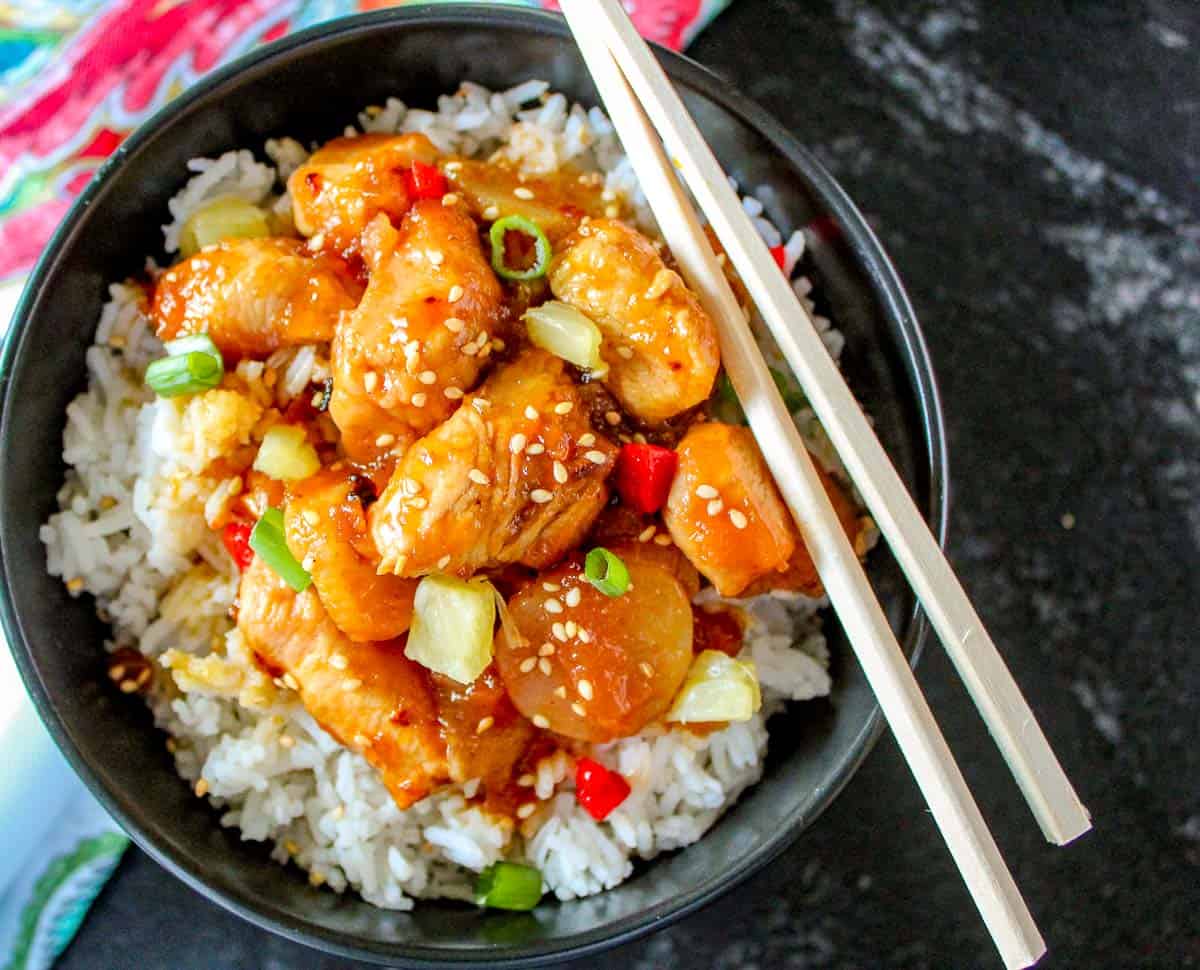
[0,4,950,966]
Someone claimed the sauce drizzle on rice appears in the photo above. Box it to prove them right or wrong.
[39,80,862,909]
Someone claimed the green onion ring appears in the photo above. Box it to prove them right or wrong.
[249,508,312,593]
[474,861,543,911]
[583,547,630,597]
[145,333,225,398]
[488,214,552,281]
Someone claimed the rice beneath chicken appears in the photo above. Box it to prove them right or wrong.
[40,82,857,908]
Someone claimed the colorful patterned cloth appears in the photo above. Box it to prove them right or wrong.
[0,3,730,966]
[0,0,730,284]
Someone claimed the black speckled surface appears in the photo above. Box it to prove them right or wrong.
[55,2,1199,967]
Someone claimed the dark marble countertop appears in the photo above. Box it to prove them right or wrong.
[57,1,1199,967]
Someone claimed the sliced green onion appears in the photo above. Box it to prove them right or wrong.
[249,508,311,592]
[145,333,225,398]
[475,861,543,911]
[584,547,630,597]
[179,196,271,259]
[489,214,552,281]
[145,351,223,398]
[523,300,603,371]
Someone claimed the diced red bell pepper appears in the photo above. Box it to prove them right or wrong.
[221,520,255,571]
[614,443,678,515]
[575,757,631,821]
[769,244,788,271]
[404,160,448,201]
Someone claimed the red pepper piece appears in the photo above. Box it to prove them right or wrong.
[404,160,447,201]
[769,244,788,271]
[614,443,678,515]
[575,757,631,821]
[222,520,254,572]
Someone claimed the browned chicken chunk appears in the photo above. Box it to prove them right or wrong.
[284,468,418,643]
[237,558,447,808]
[329,201,505,461]
[151,237,359,359]
[663,422,861,598]
[446,159,610,243]
[430,665,535,789]
[549,219,720,423]
[369,348,617,577]
[288,132,440,259]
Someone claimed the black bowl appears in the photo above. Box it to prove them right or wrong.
[0,5,947,966]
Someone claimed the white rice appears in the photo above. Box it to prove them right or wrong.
[43,82,853,909]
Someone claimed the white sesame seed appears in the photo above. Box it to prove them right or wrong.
[571,702,587,717]
[542,581,561,592]
[517,802,536,819]
[531,489,553,504]
[409,496,428,509]
[653,533,673,547]
[418,370,437,385]
[564,587,582,608]
[437,554,452,570]
[616,345,634,360]
[605,410,622,426]
[539,658,552,675]
[444,386,464,400]
[468,468,490,486]
[520,657,537,673]
[639,662,654,677]
[729,509,749,529]
[706,499,724,516]
[302,509,319,526]
[564,620,578,638]
[578,433,596,447]
[411,392,427,407]
[476,716,494,734]
[462,342,478,357]
[444,316,465,333]
[341,677,362,692]
[577,629,592,644]
[401,477,421,496]
[473,397,491,410]
[363,371,379,393]
[441,192,460,206]
[282,673,299,690]
[551,622,567,642]
[301,553,316,572]
[584,450,607,465]
[605,204,620,218]
[578,679,594,700]
[448,285,464,303]
[544,599,563,614]
[554,685,568,699]
[509,433,527,454]
[375,433,395,448]
[483,205,500,221]
[553,401,574,415]
[553,460,568,484]
[526,442,545,456]
[427,250,444,265]
[695,484,719,499]
[538,642,556,657]
[532,714,550,729]
[637,525,657,542]
[330,654,348,670]
[517,773,535,787]
[513,186,535,200]
[524,405,539,420]
[194,779,209,797]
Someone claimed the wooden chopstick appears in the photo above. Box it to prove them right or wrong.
[558,5,1046,968]
[568,0,1090,851]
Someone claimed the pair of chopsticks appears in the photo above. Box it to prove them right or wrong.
[558,2,1090,967]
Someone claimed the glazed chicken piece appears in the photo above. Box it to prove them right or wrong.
[284,468,418,643]
[237,558,447,808]
[663,422,861,598]
[548,219,720,424]
[430,665,536,789]
[288,132,440,258]
[152,237,359,360]
[329,201,505,461]
[445,159,610,243]
[369,348,618,577]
